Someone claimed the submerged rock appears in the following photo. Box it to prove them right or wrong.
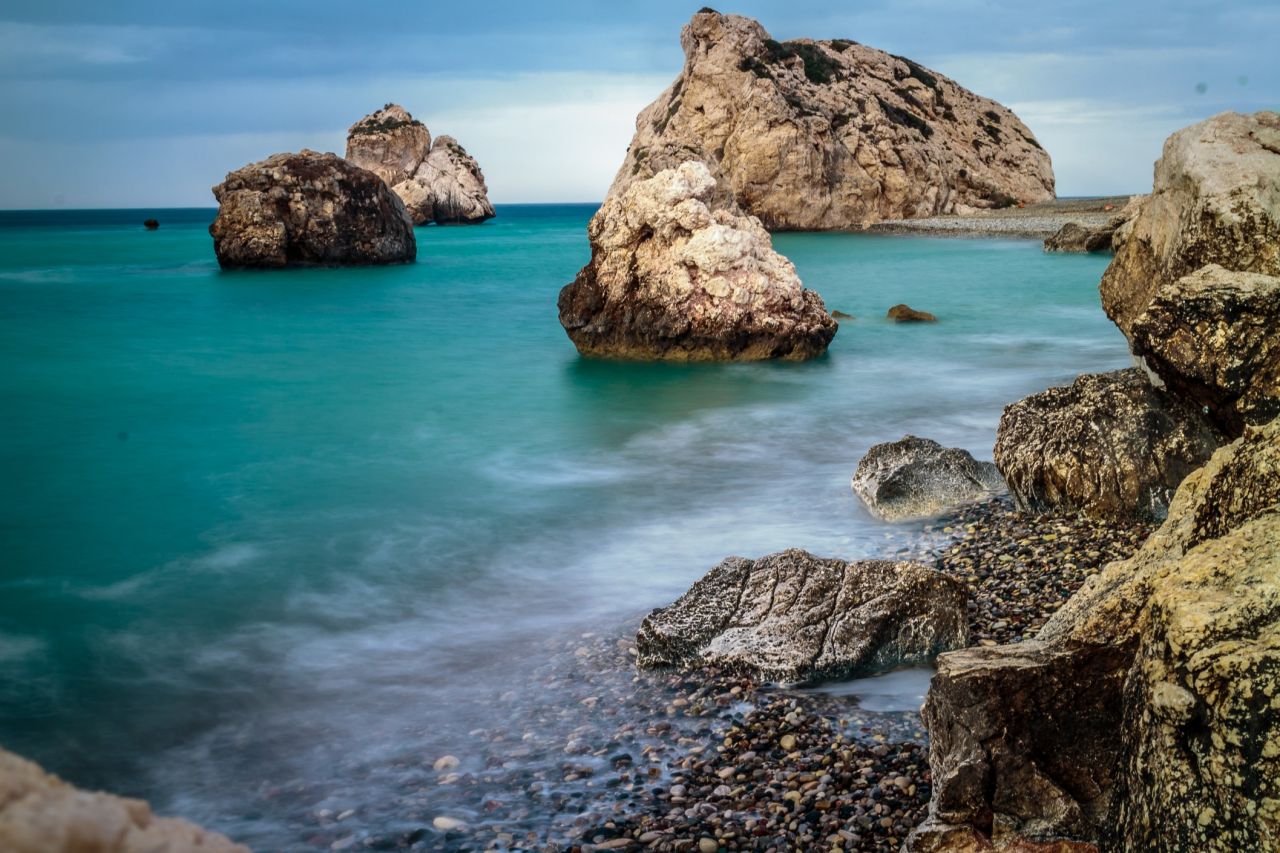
[608,10,1054,230]
[0,747,249,852]
[851,435,1005,522]
[345,104,494,225]
[209,149,416,268]
[910,418,1280,851]
[1099,112,1279,432]
[886,304,937,323]
[143,218,159,231]
[994,369,1222,521]
[557,161,837,361]
[635,548,968,682]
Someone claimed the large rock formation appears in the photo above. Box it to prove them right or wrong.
[1099,111,1280,433]
[994,369,1223,521]
[557,161,837,360]
[209,149,416,268]
[608,10,1054,230]
[636,549,968,683]
[851,435,1006,522]
[0,747,248,853]
[909,418,1280,852]
[345,104,494,225]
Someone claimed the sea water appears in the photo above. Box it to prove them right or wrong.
[0,205,1123,847]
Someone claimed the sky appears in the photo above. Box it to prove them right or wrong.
[0,0,1276,208]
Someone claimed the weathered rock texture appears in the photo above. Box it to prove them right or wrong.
[609,10,1054,231]
[1043,195,1144,254]
[558,161,837,361]
[909,418,1280,852]
[0,746,248,853]
[345,104,495,225]
[851,435,1005,522]
[1099,111,1280,434]
[994,369,1223,521]
[209,149,416,268]
[636,549,968,683]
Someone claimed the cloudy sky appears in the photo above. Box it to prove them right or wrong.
[1,0,1275,208]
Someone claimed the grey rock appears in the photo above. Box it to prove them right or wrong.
[851,435,1005,522]
[636,549,968,683]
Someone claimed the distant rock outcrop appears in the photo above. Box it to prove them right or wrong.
[609,9,1054,230]
[852,435,1005,522]
[636,549,968,682]
[0,747,248,853]
[557,161,837,361]
[1043,195,1145,253]
[345,104,495,225]
[994,369,1223,521]
[886,304,937,323]
[209,149,416,268]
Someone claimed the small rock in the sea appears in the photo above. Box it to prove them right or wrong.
[886,304,938,323]
[432,815,467,832]
[143,219,159,230]
[432,755,460,771]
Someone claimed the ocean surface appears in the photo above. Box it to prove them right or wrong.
[0,205,1125,848]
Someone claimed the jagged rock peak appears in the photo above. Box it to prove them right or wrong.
[609,9,1055,230]
[344,104,495,225]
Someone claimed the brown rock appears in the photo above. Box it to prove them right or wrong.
[345,105,494,226]
[887,304,938,323]
[557,161,837,361]
[993,369,1222,521]
[609,10,1054,231]
[209,150,415,268]
[635,548,968,682]
[1043,195,1145,254]
[0,747,249,853]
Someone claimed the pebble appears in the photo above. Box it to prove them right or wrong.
[432,755,460,771]
[431,816,467,832]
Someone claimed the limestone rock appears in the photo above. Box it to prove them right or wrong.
[0,747,249,853]
[994,369,1222,521]
[557,161,837,361]
[635,548,968,682]
[209,149,415,268]
[851,435,1005,522]
[1100,111,1280,348]
[1043,195,1145,254]
[1129,264,1280,434]
[909,418,1280,851]
[609,10,1054,231]
[345,104,494,225]
[887,304,938,323]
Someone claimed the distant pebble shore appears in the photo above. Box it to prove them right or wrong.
[866,196,1134,239]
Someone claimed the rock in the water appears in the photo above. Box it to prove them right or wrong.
[832,310,855,321]
[1043,195,1145,254]
[994,368,1222,521]
[887,304,937,323]
[1128,264,1280,434]
[851,435,1005,522]
[608,10,1054,231]
[557,161,837,361]
[345,104,494,225]
[0,747,249,852]
[909,417,1280,851]
[635,548,968,682]
[1100,111,1280,348]
[143,219,159,231]
[209,149,416,268]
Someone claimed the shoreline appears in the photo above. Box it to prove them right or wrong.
[863,196,1134,240]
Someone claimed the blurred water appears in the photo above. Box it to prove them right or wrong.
[0,206,1123,847]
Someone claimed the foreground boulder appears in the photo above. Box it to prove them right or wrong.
[1099,111,1279,433]
[558,161,837,360]
[636,549,968,682]
[209,150,416,268]
[852,435,1005,522]
[345,104,494,225]
[909,418,1280,851]
[994,369,1222,521]
[0,747,248,852]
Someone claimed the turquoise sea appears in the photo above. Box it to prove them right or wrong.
[0,206,1124,848]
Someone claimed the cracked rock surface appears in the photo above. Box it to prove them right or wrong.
[635,549,968,683]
